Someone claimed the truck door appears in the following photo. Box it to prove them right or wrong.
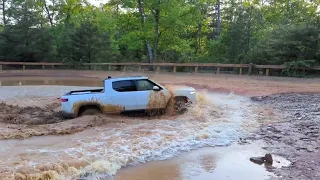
[108,80,138,111]
[134,79,169,110]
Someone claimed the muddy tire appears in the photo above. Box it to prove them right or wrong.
[80,108,101,116]
[174,97,188,115]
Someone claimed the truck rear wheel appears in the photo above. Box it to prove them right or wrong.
[80,108,101,116]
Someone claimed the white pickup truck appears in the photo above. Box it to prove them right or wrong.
[60,76,196,118]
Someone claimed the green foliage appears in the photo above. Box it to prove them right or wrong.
[0,0,319,76]
[282,60,317,77]
[247,24,320,65]
[57,21,112,63]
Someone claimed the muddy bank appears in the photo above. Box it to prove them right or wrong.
[0,93,190,140]
[0,100,132,140]
[0,115,126,140]
[0,101,62,125]
[249,93,320,180]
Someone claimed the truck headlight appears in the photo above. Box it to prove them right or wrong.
[189,91,196,95]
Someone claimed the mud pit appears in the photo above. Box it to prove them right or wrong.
[0,71,319,180]
[0,101,62,125]
[0,87,264,179]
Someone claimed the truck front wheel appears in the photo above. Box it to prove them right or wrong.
[174,97,188,115]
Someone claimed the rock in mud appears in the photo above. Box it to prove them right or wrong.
[250,157,265,165]
[250,154,273,165]
[265,153,273,164]
[251,96,266,101]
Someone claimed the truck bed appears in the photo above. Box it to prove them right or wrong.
[65,88,104,95]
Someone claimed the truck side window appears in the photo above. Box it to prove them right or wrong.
[112,80,137,92]
[135,79,157,91]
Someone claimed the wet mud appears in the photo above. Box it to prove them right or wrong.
[0,74,319,180]
[0,101,63,125]
[249,93,320,180]
[0,99,132,140]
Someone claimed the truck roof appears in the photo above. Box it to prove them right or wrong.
[104,75,148,81]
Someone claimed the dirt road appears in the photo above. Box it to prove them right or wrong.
[1,70,320,96]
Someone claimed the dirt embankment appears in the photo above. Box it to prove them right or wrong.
[249,93,320,180]
[0,101,62,125]
[0,96,179,140]
[0,99,132,140]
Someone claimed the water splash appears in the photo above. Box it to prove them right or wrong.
[0,91,260,180]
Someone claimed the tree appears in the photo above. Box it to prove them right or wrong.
[0,0,52,61]
[57,21,112,63]
[0,0,319,70]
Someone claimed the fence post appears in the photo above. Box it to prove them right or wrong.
[123,65,126,72]
[156,66,160,72]
[195,66,198,73]
[42,65,45,69]
[138,65,141,71]
[216,67,220,74]
[248,63,253,75]
[239,67,243,75]
[23,65,25,70]
[0,65,2,71]
[108,65,111,71]
[173,66,176,73]
[266,69,270,76]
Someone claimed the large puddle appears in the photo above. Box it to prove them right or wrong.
[115,141,291,180]
[0,79,288,179]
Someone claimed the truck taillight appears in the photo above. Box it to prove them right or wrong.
[61,98,68,102]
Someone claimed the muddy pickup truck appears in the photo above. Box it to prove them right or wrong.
[60,76,196,118]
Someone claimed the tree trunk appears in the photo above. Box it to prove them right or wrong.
[115,3,120,40]
[1,0,6,26]
[216,0,221,37]
[137,0,154,64]
[43,2,53,27]
[153,0,161,62]
[197,22,202,54]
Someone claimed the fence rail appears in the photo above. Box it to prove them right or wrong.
[0,61,319,76]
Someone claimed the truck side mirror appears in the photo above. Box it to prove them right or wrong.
[153,86,160,91]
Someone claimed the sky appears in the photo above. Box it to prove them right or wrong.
[89,0,109,6]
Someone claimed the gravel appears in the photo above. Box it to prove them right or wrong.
[250,93,320,180]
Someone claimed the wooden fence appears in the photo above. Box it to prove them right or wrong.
[0,61,320,76]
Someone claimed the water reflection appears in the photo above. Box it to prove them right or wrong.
[115,141,291,180]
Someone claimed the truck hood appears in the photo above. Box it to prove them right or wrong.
[165,85,196,92]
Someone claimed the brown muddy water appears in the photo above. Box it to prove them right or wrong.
[0,79,290,180]
[115,141,291,180]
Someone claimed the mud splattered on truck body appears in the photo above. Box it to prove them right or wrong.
[72,97,125,116]
[147,91,169,110]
